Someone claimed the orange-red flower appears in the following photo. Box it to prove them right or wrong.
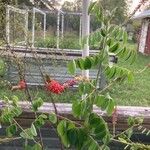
[45,80,65,94]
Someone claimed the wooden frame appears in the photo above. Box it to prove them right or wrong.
[0,101,149,131]
[32,7,46,47]
[6,5,28,45]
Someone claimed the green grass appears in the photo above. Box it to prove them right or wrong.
[109,53,150,106]
[0,87,79,103]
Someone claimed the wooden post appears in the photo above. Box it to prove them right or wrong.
[32,8,35,47]
[25,11,28,45]
[82,0,90,78]
[6,6,10,45]
[61,14,64,39]
[44,14,46,40]
[57,10,60,50]
[79,15,82,45]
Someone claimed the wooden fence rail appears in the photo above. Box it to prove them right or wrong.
[0,101,150,149]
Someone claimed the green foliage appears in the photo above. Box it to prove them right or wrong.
[0,104,22,124]
[57,120,75,147]
[0,58,6,77]
[20,124,37,140]
[48,113,57,124]
[67,60,76,75]
[6,124,17,137]
[95,94,116,116]
[0,0,149,149]
[35,35,81,50]
[24,143,42,150]
[34,114,47,129]
[32,97,43,112]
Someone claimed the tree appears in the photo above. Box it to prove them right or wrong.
[62,0,128,25]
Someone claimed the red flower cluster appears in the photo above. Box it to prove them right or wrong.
[45,79,77,94]
[11,80,27,91]
[46,80,65,94]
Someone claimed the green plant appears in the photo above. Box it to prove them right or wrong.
[0,1,150,150]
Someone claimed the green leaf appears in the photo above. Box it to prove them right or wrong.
[106,99,115,116]
[11,107,22,117]
[72,100,82,118]
[83,136,99,150]
[79,82,85,94]
[76,58,84,70]
[32,97,43,112]
[67,60,76,75]
[95,94,115,116]
[57,120,75,148]
[20,128,34,140]
[106,38,113,47]
[12,95,19,106]
[88,1,97,14]
[30,124,37,136]
[88,113,110,142]
[49,113,57,124]
[32,143,42,150]
[118,138,128,144]
[84,82,92,93]
[24,145,33,150]
[0,59,6,76]
[67,128,78,146]
[95,95,106,108]
[20,124,37,140]
[6,124,17,137]
[123,30,128,44]
[34,114,47,129]
[101,28,106,37]
[109,42,119,52]
[84,57,92,70]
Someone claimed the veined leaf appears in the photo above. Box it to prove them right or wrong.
[6,124,17,137]
[88,1,97,14]
[32,143,42,150]
[57,120,75,148]
[49,113,57,124]
[109,42,119,52]
[20,128,34,140]
[76,58,84,70]
[30,124,37,136]
[88,113,110,142]
[106,99,115,116]
[84,57,92,70]
[67,60,76,75]
[32,97,43,112]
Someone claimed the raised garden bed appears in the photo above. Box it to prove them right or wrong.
[0,101,150,149]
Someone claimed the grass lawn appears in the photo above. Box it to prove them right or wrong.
[109,52,150,106]
[0,44,149,107]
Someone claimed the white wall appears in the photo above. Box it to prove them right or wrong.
[139,19,149,54]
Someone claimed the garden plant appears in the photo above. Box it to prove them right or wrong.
[0,0,150,150]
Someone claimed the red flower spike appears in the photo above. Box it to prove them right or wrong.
[46,80,65,94]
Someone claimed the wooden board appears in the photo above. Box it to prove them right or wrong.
[0,101,150,149]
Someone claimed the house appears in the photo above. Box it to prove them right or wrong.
[133,10,150,55]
